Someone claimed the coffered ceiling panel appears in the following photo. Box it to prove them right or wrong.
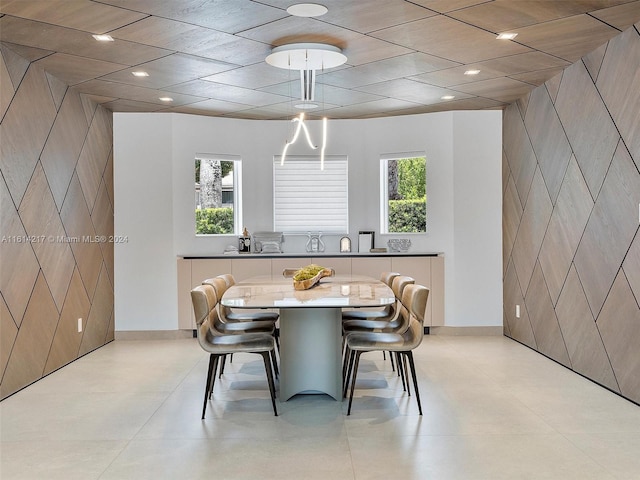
[0,0,148,33]
[372,15,531,64]
[34,53,127,87]
[2,1,639,119]
[99,0,288,33]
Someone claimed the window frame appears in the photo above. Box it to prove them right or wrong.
[195,153,243,236]
[379,152,427,235]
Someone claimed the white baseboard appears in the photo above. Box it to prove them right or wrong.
[429,326,504,336]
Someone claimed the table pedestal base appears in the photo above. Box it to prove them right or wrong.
[279,307,343,401]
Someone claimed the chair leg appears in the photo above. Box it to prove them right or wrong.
[209,355,220,399]
[403,353,411,396]
[389,350,395,371]
[405,351,423,415]
[396,352,407,392]
[260,352,278,416]
[219,354,226,378]
[270,349,279,378]
[382,351,386,360]
[343,349,355,398]
[347,351,362,415]
[202,354,216,419]
[342,345,351,390]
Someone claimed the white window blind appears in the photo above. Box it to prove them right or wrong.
[273,155,348,233]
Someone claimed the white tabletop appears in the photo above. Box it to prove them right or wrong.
[221,274,395,309]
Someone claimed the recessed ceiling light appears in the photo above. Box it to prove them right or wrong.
[92,34,114,42]
[131,71,149,77]
[441,95,455,100]
[464,69,481,76]
[496,32,518,40]
[287,3,328,17]
[159,97,173,102]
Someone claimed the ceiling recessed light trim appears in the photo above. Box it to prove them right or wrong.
[295,102,319,110]
[441,95,455,100]
[464,69,481,76]
[496,32,518,40]
[132,71,149,77]
[159,97,173,102]
[92,34,114,42]
[287,3,328,17]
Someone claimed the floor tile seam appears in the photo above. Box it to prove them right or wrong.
[128,355,204,441]
[557,431,622,477]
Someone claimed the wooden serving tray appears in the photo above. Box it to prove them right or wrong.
[293,268,333,290]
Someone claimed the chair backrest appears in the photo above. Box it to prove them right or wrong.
[191,284,217,326]
[219,273,235,287]
[399,284,429,349]
[380,272,400,287]
[391,275,414,300]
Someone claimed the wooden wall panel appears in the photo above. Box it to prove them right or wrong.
[0,45,113,399]
[503,27,640,405]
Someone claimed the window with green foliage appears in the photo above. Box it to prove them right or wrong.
[380,154,426,234]
[195,154,242,235]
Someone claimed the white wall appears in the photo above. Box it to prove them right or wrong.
[114,111,502,330]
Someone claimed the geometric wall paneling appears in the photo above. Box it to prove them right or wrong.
[79,264,114,357]
[555,266,618,392]
[503,258,537,349]
[79,92,99,127]
[622,233,640,307]
[524,261,570,367]
[582,42,607,83]
[0,50,113,399]
[40,87,90,211]
[504,25,640,406]
[502,102,537,207]
[92,180,115,286]
[515,91,530,119]
[502,173,522,276]
[44,268,90,376]
[18,162,75,312]
[554,60,620,200]
[0,294,18,385]
[502,149,510,196]
[0,48,15,121]
[0,273,59,399]
[523,83,572,204]
[60,173,103,301]
[511,167,553,295]
[543,70,563,104]
[596,270,640,404]
[0,174,40,328]
[0,64,57,207]
[0,42,29,93]
[45,70,68,111]
[596,26,640,166]
[76,106,113,214]
[574,141,640,318]
[538,156,594,305]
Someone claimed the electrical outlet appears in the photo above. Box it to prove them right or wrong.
[77,318,83,333]
[515,305,520,318]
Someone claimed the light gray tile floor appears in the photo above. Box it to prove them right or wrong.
[1,335,639,479]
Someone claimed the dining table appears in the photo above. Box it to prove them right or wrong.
[220,274,395,401]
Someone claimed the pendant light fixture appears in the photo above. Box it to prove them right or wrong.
[266,43,347,170]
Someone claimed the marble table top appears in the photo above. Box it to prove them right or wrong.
[221,274,395,309]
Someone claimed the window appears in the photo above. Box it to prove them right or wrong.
[380,153,426,234]
[273,155,348,233]
[195,154,242,235]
